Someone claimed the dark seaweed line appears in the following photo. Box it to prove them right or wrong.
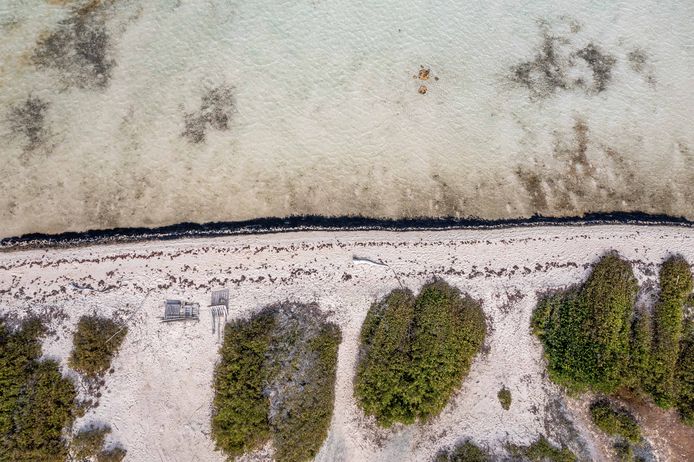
[1,212,693,251]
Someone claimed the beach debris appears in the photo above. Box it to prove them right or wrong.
[352,256,388,267]
[161,299,199,322]
[352,256,404,288]
[418,85,428,94]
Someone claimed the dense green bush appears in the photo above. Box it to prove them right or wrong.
[498,387,512,411]
[0,317,78,462]
[676,323,694,425]
[270,322,341,462]
[355,280,486,427]
[532,254,638,393]
[533,252,694,426]
[589,399,641,442]
[211,304,341,462]
[434,440,491,462]
[212,310,275,459]
[69,315,128,378]
[507,436,576,462]
[627,309,653,389]
[648,256,692,407]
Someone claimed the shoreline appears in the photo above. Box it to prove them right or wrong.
[2,211,693,251]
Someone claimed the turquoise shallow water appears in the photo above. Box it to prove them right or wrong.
[0,0,693,238]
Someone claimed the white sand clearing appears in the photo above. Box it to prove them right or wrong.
[1,225,693,461]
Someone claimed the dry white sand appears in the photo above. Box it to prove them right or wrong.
[1,225,693,461]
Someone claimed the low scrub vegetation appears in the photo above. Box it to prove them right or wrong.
[70,424,126,462]
[0,317,78,462]
[69,315,128,379]
[498,386,512,411]
[507,435,577,462]
[589,398,641,442]
[211,303,341,462]
[533,253,694,426]
[355,280,486,427]
[434,440,491,462]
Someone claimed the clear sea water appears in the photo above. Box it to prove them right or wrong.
[1,0,693,237]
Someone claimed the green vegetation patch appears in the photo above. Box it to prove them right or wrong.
[498,386,512,411]
[355,280,486,427]
[647,256,693,407]
[507,435,577,462]
[676,323,694,425]
[434,440,491,462]
[0,317,78,462]
[532,254,638,394]
[69,315,128,379]
[211,303,341,462]
[70,424,127,462]
[532,252,694,427]
[589,398,641,442]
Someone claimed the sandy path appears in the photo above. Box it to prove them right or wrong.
[1,225,692,461]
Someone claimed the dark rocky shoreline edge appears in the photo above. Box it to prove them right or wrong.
[2,211,693,251]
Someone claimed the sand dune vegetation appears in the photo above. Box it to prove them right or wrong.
[533,253,694,425]
[211,302,341,462]
[355,280,486,427]
[0,317,77,462]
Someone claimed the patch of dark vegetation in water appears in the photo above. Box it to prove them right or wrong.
[509,19,616,99]
[575,43,617,93]
[627,48,657,87]
[6,96,50,152]
[33,1,116,89]
[182,85,235,143]
[514,117,664,216]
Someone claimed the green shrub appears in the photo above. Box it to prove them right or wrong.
[627,310,653,389]
[0,317,78,462]
[612,440,634,462]
[435,440,491,462]
[270,322,341,462]
[0,317,45,437]
[211,304,342,462]
[532,254,638,393]
[97,446,127,462]
[69,315,128,378]
[71,424,111,461]
[648,256,692,407]
[589,399,641,442]
[676,323,694,425]
[507,435,576,462]
[498,387,512,411]
[96,446,128,462]
[212,310,274,459]
[355,280,486,427]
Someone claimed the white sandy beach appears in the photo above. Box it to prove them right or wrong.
[1,225,693,461]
